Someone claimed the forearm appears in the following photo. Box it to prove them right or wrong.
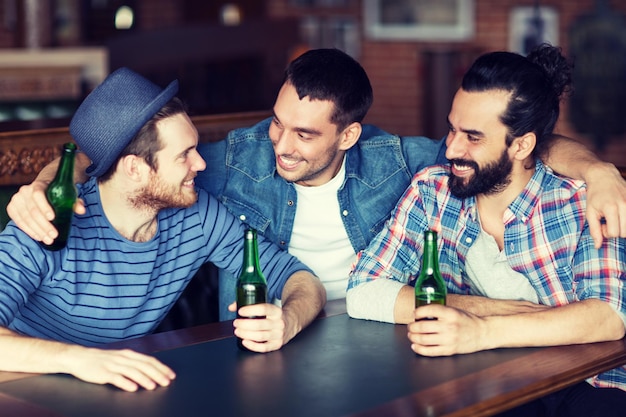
[0,326,175,391]
[447,293,549,317]
[36,152,90,186]
[0,327,78,375]
[483,299,624,350]
[398,290,548,323]
[541,134,615,181]
[280,271,326,344]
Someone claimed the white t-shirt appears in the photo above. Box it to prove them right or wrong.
[347,218,539,323]
[464,228,539,303]
[289,158,355,300]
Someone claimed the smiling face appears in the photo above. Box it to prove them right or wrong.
[445,88,515,199]
[132,112,206,210]
[268,82,359,187]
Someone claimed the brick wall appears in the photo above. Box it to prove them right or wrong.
[270,0,626,167]
[0,0,624,165]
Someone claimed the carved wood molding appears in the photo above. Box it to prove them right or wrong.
[0,110,622,187]
[0,111,270,187]
[0,145,61,179]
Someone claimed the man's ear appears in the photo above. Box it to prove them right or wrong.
[338,122,362,151]
[120,154,147,181]
[511,132,536,161]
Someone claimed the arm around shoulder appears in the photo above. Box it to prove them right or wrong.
[540,135,626,245]
[6,151,90,244]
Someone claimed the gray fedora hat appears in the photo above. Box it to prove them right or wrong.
[69,67,178,177]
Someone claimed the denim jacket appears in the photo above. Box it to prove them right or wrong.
[197,118,447,254]
[197,118,446,319]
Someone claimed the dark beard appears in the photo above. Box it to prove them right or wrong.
[448,149,513,199]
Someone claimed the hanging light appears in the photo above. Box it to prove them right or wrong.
[115,5,134,30]
[220,4,241,26]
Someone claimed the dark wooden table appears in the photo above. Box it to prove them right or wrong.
[0,299,624,417]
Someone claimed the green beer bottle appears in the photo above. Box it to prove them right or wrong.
[43,142,77,251]
[236,228,268,351]
[415,230,447,318]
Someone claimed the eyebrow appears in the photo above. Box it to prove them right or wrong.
[447,117,485,138]
[273,112,324,137]
[178,143,196,158]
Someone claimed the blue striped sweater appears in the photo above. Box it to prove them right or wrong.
[0,177,310,346]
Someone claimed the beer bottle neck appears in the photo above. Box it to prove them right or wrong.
[240,229,266,284]
[54,143,77,183]
[421,231,440,276]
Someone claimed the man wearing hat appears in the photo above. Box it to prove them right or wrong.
[0,68,325,392]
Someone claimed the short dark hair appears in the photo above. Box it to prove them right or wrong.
[99,97,187,181]
[461,44,572,155]
[283,48,373,131]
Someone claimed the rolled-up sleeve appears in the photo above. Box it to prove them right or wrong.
[573,228,626,327]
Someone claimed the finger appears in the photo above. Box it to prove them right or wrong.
[601,205,621,239]
[408,330,442,348]
[108,374,140,392]
[141,359,176,386]
[618,206,626,238]
[115,367,159,391]
[32,188,61,243]
[6,194,39,240]
[236,327,283,353]
[411,343,453,357]
[112,352,175,390]
[118,349,176,377]
[73,198,87,215]
[234,317,268,332]
[8,215,39,243]
[129,362,175,390]
[414,304,446,321]
[32,189,55,221]
[234,315,283,338]
[242,339,281,353]
[237,303,271,318]
[586,212,603,249]
[8,195,57,243]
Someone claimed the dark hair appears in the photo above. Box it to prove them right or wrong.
[283,48,373,131]
[99,97,187,181]
[461,44,572,156]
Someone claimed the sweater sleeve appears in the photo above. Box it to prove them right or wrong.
[0,223,48,326]
[199,190,315,301]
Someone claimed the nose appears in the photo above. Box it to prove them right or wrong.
[445,131,465,161]
[191,149,206,172]
[271,129,294,155]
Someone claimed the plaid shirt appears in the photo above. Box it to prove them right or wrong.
[348,161,626,390]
